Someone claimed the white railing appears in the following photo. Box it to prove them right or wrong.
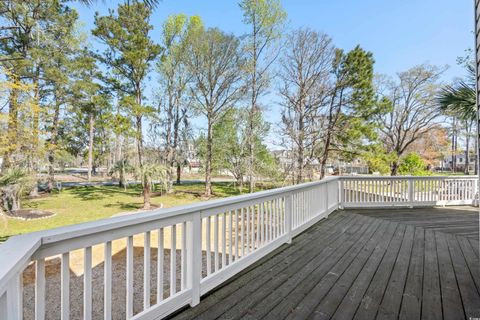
[0,175,476,319]
[340,176,478,208]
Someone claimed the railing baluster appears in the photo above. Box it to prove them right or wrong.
[61,252,70,320]
[157,228,164,302]
[84,246,92,320]
[190,215,201,306]
[261,202,265,246]
[235,209,239,260]
[240,208,245,257]
[35,258,45,320]
[104,241,112,320]
[126,236,134,318]
[246,207,251,254]
[144,231,151,309]
[222,212,227,268]
[170,225,177,296]
[205,218,211,276]
[214,215,219,272]
[228,211,233,265]
[181,223,187,291]
[256,204,261,248]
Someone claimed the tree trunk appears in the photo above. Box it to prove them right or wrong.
[465,122,470,175]
[238,174,244,192]
[297,113,304,184]
[120,164,126,190]
[248,112,256,193]
[176,163,181,184]
[390,161,399,176]
[143,181,151,210]
[248,34,258,194]
[2,75,19,172]
[319,131,332,180]
[30,67,41,197]
[165,109,174,193]
[451,117,457,173]
[205,115,213,197]
[47,95,61,192]
[87,113,95,182]
[135,87,149,210]
[475,138,478,176]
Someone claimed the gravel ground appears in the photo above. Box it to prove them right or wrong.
[22,247,225,320]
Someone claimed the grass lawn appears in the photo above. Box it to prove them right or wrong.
[1,182,275,239]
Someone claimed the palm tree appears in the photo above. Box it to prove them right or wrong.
[437,64,476,174]
[135,164,168,209]
[0,168,32,213]
[109,159,134,190]
[437,64,476,121]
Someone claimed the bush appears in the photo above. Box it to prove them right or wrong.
[398,153,430,176]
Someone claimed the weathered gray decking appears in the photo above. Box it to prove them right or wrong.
[170,207,480,320]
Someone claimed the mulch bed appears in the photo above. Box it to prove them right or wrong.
[6,209,55,220]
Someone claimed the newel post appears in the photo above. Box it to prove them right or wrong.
[188,213,202,306]
[285,194,293,244]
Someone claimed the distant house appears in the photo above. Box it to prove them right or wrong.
[439,153,476,172]
[183,142,201,173]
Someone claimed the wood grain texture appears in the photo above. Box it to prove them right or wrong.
[170,207,480,320]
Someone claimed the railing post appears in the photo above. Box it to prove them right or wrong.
[285,194,293,244]
[408,178,414,208]
[5,275,21,320]
[338,179,344,209]
[188,213,202,306]
[0,291,6,320]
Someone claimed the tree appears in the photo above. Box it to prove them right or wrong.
[376,64,444,175]
[93,1,161,209]
[41,4,81,191]
[438,60,476,174]
[317,45,377,179]
[0,0,48,171]
[186,28,245,197]
[70,48,111,181]
[279,29,334,183]
[0,167,32,213]
[155,14,202,191]
[197,108,277,191]
[239,0,286,192]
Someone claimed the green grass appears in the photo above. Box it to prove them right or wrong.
[0,182,276,238]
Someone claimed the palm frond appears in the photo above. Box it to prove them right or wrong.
[437,80,476,121]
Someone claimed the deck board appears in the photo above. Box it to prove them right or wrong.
[170,207,480,320]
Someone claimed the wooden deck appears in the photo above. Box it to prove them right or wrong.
[170,207,480,320]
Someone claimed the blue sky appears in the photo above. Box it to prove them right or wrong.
[72,0,474,145]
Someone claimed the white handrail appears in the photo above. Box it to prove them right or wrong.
[0,175,477,319]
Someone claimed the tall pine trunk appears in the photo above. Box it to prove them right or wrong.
[30,67,40,197]
[205,115,213,197]
[47,95,61,192]
[135,87,150,210]
[87,113,95,181]
[2,75,19,172]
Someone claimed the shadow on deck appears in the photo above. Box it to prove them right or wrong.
[170,206,480,320]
